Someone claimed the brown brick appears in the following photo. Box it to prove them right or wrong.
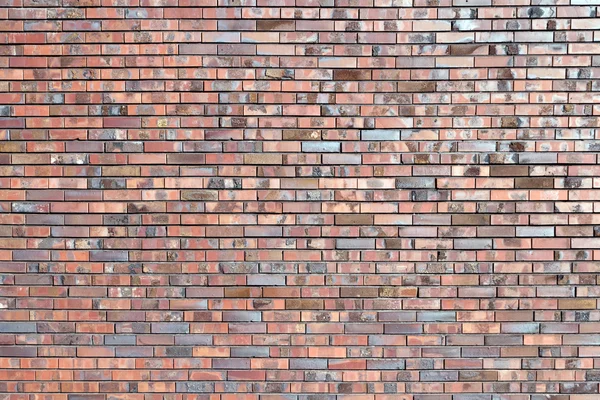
[452,215,491,226]
[340,287,378,298]
[490,165,529,177]
[335,214,374,225]
[514,178,554,189]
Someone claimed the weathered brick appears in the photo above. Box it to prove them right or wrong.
[395,178,436,189]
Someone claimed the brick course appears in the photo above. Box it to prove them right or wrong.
[1,0,600,398]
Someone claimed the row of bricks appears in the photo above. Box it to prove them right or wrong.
[0,128,596,139]
[2,306,597,317]
[2,320,600,334]
[0,221,599,232]
[2,346,600,359]
[1,0,599,7]
[3,184,600,194]
[0,30,598,43]
[3,106,600,119]
[1,164,599,175]
[3,19,600,32]
[4,161,600,171]
[0,5,597,20]
[0,286,596,297]
[0,10,596,22]
[2,366,600,378]
[3,276,596,286]
[0,51,598,65]
[3,38,600,52]
[0,386,597,397]
[3,97,600,110]
[1,61,599,73]
[2,81,595,94]
[0,283,599,298]
[1,173,600,186]
[4,152,600,165]
[1,265,595,276]
[5,209,600,219]
[1,199,600,211]
[0,265,597,278]
[2,306,600,320]
[0,348,594,361]
[2,396,600,400]
[2,308,599,320]
[2,282,600,295]
[3,343,600,357]
[1,68,600,80]
[3,238,600,249]
[0,309,597,320]
[3,227,600,240]
[2,149,600,159]
[7,160,586,170]
[3,44,580,57]
[0,355,599,368]
[2,211,600,224]
[3,100,600,112]
[7,239,600,254]
[0,72,599,85]
[0,284,575,298]
[0,263,597,273]
[1,250,596,261]
[6,142,600,153]
[0,87,598,99]
[2,118,599,130]
[0,78,598,94]
[0,177,599,188]
[2,299,599,311]
[2,37,600,51]
[0,396,598,400]
[0,21,598,35]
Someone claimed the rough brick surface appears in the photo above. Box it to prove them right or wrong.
[1,0,600,399]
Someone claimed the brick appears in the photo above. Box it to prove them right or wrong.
[0,3,593,398]
[301,142,341,153]
[395,178,436,189]
[341,287,378,298]
[322,154,362,165]
[452,215,490,226]
[490,165,529,177]
[361,130,400,141]
[454,239,492,249]
[335,214,374,225]
[289,359,328,370]
[0,322,37,333]
[336,239,375,249]
[68,396,105,400]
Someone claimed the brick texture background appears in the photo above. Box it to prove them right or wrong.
[1,0,600,399]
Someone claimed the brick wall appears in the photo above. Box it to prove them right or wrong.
[1,0,600,398]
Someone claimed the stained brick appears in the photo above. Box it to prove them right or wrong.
[395,178,436,189]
